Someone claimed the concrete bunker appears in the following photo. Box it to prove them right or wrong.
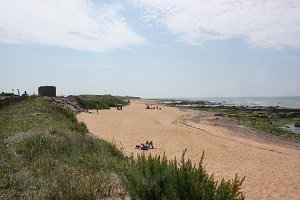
[38,86,56,97]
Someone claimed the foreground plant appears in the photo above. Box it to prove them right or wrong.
[125,150,245,200]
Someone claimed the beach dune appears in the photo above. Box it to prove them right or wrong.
[77,100,300,200]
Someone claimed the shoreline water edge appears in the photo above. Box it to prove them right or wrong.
[154,97,300,136]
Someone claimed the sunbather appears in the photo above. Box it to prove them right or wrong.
[135,141,154,150]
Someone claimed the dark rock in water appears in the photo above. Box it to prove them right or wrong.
[295,122,300,127]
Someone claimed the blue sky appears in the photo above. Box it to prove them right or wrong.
[0,0,300,98]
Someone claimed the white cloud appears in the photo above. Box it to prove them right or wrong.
[133,0,300,49]
[0,0,145,52]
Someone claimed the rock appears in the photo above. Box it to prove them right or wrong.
[52,97,85,114]
[294,122,300,127]
[286,112,297,118]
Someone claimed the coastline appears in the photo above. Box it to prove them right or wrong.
[160,99,300,139]
[156,96,300,109]
[181,109,300,149]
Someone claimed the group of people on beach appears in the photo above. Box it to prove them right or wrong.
[145,104,162,110]
[135,141,154,150]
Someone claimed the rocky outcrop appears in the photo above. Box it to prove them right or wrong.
[52,97,85,114]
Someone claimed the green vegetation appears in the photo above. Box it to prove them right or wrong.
[199,107,300,140]
[75,95,129,110]
[0,92,14,96]
[0,92,14,100]
[0,96,127,199]
[1,96,245,199]
[125,151,245,200]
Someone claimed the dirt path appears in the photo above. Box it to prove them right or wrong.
[77,100,300,200]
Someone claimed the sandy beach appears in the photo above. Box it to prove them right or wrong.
[77,100,300,200]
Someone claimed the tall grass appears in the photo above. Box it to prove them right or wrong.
[125,150,245,200]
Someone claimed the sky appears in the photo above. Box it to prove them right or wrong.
[0,0,300,98]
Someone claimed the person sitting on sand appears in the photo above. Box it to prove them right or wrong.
[135,141,154,150]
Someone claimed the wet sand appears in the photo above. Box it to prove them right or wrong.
[77,100,300,200]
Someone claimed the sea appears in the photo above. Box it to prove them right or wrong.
[191,96,300,109]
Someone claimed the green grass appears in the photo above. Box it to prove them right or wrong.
[0,96,127,199]
[199,107,300,140]
[75,95,129,110]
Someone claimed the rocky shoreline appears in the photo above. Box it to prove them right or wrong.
[161,99,300,136]
[164,99,300,111]
[188,111,300,148]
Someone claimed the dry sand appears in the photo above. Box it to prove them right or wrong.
[77,100,300,200]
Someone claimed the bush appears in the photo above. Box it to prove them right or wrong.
[75,95,129,110]
[125,150,245,200]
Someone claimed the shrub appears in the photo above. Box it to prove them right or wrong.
[125,150,245,200]
[75,95,129,110]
